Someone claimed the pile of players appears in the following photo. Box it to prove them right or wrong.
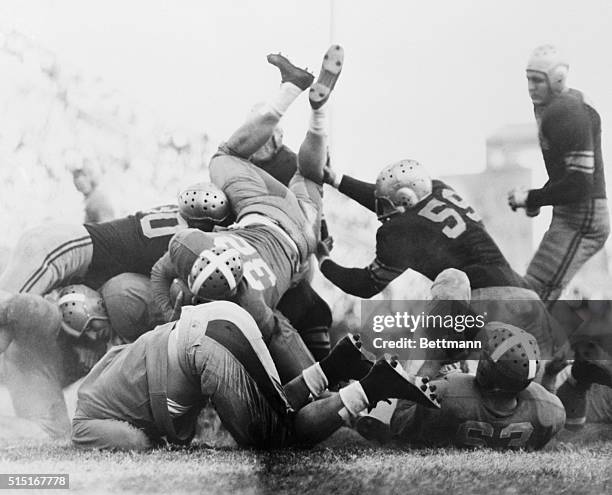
[0,43,610,451]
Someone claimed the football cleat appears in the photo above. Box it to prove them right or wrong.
[571,359,612,388]
[355,416,392,444]
[309,45,344,109]
[362,356,440,409]
[267,53,314,90]
[320,333,374,387]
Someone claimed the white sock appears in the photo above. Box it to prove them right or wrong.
[308,106,328,136]
[265,82,303,117]
[338,381,369,417]
[301,362,329,398]
[337,407,352,425]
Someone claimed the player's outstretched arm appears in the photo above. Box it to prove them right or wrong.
[319,258,382,298]
[150,253,179,322]
[317,238,396,298]
[324,165,376,212]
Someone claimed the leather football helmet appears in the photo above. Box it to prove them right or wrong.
[476,322,541,393]
[177,182,230,226]
[58,285,109,339]
[374,159,432,220]
[188,243,244,301]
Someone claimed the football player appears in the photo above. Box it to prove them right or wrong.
[71,301,440,451]
[0,182,228,353]
[320,162,566,362]
[0,182,229,298]
[0,273,158,439]
[357,322,566,451]
[150,46,345,380]
[508,44,609,303]
[320,159,526,297]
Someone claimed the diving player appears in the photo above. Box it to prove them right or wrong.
[71,301,440,451]
[507,44,609,303]
[0,183,228,353]
[0,182,228,297]
[151,46,345,380]
[357,322,566,451]
[320,159,526,297]
[320,161,566,362]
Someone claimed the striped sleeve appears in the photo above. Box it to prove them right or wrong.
[565,150,594,174]
[367,257,403,288]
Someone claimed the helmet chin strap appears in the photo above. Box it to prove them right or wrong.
[375,197,406,221]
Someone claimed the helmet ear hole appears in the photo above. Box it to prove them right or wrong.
[526,44,569,95]
[395,187,420,209]
[374,159,432,220]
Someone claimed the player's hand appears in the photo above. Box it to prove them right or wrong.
[322,165,337,187]
[507,187,529,211]
[170,278,192,306]
[170,290,184,321]
[526,206,541,217]
[316,236,334,265]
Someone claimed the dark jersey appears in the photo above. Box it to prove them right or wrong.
[84,205,188,286]
[528,89,606,208]
[322,179,525,296]
[257,145,298,188]
[391,373,565,451]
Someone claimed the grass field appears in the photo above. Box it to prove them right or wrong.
[2,427,612,495]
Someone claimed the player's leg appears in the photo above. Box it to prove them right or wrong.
[284,332,374,409]
[0,291,65,354]
[297,45,344,184]
[0,223,92,295]
[223,54,313,159]
[265,313,316,384]
[72,417,155,451]
[277,277,332,361]
[526,201,610,304]
[1,294,71,439]
[291,356,439,446]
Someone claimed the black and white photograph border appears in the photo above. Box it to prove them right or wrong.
[1,1,612,494]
